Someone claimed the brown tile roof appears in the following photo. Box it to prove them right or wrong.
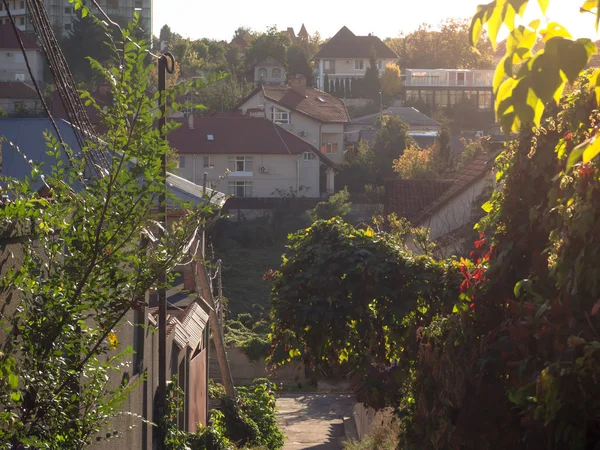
[262,85,350,123]
[0,81,38,99]
[0,23,38,50]
[384,151,498,223]
[314,26,397,60]
[384,179,453,222]
[167,116,340,171]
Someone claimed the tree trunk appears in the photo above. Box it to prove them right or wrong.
[191,258,236,399]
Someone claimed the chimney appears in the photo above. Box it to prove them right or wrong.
[188,114,194,129]
[290,74,307,97]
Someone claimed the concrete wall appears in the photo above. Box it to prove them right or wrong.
[254,57,285,85]
[210,346,306,387]
[352,403,395,440]
[0,49,43,83]
[177,153,320,198]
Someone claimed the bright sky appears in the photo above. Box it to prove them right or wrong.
[152,0,600,42]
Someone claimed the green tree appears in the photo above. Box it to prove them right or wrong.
[363,47,381,103]
[372,115,413,182]
[307,187,352,222]
[287,44,314,86]
[245,26,290,67]
[393,143,442,179]
[159,24,172,44]
[0,18,219,448]
[389,18,494,69]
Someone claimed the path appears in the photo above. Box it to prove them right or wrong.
[276,393,355,450]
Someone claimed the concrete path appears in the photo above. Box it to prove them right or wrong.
[276,393,355,450]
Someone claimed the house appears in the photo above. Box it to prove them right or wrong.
[0,0,26,30]
[237,74,350,166]
[384,150,498,256]
[0,117,222,448]
[313,26,398,91]
[345,106,441,149]
[0,22,43,83]
[252,56,286,85]
[403,68,494,111]
[168,115,340,198]
[0,81,40,114]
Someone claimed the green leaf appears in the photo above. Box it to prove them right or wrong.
[8,374,18,389]
[10,391,21,402]
[567,142,587,171]
[582,137,600,163]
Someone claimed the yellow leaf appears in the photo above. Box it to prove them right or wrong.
[108,332,119,350]
[567,335,586,349]
[583,136,600,163]
[591,69,600,106]
[537,0,549,15]
[364,226,375,237]
[541,22,572,41]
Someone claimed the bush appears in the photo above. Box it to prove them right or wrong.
[307,187,352,222]
[343,410,401,450]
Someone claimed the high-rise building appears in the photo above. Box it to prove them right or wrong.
[1,0,151,38]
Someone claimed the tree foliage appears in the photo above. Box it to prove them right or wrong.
[306,187,351,222]
[381,62,402,101]
[0,18,219,448]
[387,19,494,69]
[393,143,442,179]
[372,115,414,183]
[362,47,381,104]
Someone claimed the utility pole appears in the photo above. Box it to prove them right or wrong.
[157,51,174,450]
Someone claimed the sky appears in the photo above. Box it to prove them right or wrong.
[152,0,600,42]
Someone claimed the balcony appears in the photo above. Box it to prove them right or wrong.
[404,70,494,88]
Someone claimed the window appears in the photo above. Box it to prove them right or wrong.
[207,134,214,140]
[107,0,118,9]
[324,60,330,70]
[354,60,364,70]
[457,72,465,86]
[64,6,72,13]
[19,0,24,8]
[203,156,214,168]
[270,107,289,124]
[258,68,267,79]
[304,152,317,161]
[179,155,186,168]
[272,68,281,79]
[228,181,253,197]
[19,16,24,25]
[64,23,71,30]
[228,156,253,172]
[321,142,338,154]
[134,0,143,7]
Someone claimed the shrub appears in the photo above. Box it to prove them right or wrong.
[307,187,352,222]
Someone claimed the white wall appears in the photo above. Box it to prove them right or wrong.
[420,176,490,241]
[177,153,320,198]
[0,49,43,83]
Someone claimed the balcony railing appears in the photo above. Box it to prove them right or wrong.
[405,78,493,87]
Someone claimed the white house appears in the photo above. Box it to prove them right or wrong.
[168,115,339,198]
[313,26,398,92]
[237,74,350,166]
[0,23,43,83]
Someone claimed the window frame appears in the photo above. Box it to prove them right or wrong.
[321,142,338,154]
[304,151,317,161]
[271,68,281,79]
[270,107,290,124]
[228,181,253,198]
[202,155,214,168]
[178,155,186,168]
[258,68,267,79]
[228,156,253,172]
[354,60,364,70]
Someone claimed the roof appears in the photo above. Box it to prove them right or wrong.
[350,107,440,128]
[262,85,350,123]
[384,151,498,223]
[0,82,38,99]
[0,23,38,50]
[384,179,454,222]
[0,118,223,205]
[168,116,340,171]
[314,26,397,60]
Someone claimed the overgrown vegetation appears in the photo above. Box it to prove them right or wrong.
[307,187,352,222]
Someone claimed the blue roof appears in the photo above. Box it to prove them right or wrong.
[0,118,225,207]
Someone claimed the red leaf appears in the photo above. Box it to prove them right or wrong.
[592,299,600,316]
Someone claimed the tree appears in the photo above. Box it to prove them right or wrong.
[0,19,219,447]
[393,143,442,179]
[323,74,330,93]
[363,47,381,103]
[287,44,314,86]
[307,187,352,222]
[372,115,413,183]
[389,18,494,69]
[159,24,172,44]
[381,62,402,102]
[245,26,290,67]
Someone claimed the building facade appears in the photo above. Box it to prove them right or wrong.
[237,75,350,166]
[403,68,495,110]
[313,26,398,91]
[253,56,286,85]
[169,116,338,198]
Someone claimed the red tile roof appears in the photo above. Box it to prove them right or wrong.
[167,116,340,170]
[0,23,38,50]
[314,26,397,60]
[262,85,350,123]
[384,151,498,223]
[0,81,38,99]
